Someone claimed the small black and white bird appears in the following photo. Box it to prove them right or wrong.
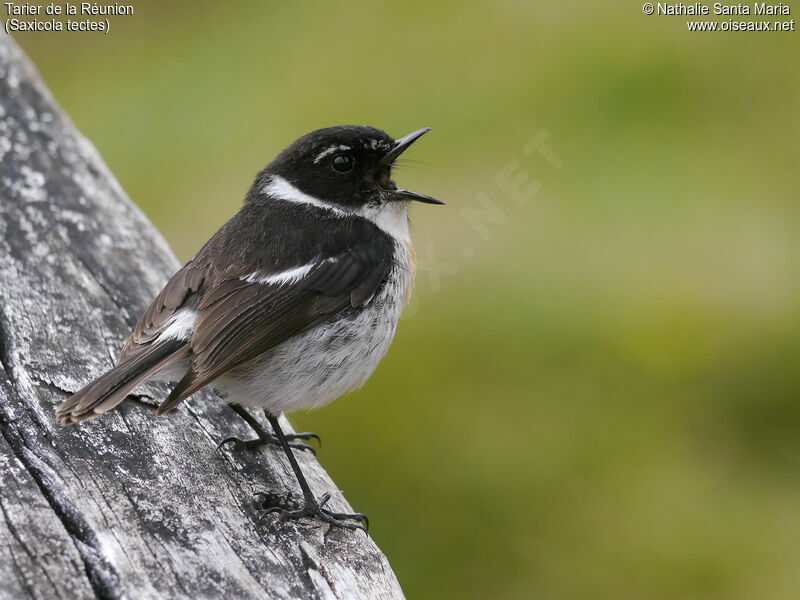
[56,125,442,530]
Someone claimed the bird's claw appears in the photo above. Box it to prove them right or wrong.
[288,431,321,446]
[216,435,317,455]
[260,492,369,533]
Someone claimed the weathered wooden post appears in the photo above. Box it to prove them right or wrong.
[0,34,404,600]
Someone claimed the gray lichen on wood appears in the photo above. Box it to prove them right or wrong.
[0,34,404,600]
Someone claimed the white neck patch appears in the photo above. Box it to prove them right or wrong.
[262,175,411,243]
[262,175,347,216]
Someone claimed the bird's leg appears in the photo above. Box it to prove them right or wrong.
[216,404,319,455]
[260,415,369,533]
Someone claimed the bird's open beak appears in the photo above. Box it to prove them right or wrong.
[382,127,445,205]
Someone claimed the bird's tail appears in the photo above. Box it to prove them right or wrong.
[56,340,190,425]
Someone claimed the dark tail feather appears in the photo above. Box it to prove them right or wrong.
[156,369,197,416]
[57,340,190,425]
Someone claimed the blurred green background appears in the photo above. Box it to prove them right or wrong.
[13,2,800,598]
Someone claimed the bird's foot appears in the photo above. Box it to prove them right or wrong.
[216,431,320,455]
[258,492,369,533]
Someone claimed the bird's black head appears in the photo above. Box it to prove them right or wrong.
[259,125,442,211]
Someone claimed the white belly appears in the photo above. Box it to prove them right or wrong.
[213,243,414,415]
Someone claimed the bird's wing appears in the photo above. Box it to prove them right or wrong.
[118,263,206,363]
[156,235,393,414]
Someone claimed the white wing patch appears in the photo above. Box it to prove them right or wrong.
[241,263,316,286]
[158,309,199,342]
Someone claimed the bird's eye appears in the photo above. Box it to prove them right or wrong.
[331,154,354,173]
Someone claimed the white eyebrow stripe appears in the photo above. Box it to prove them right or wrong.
[262,175,349,216]
[312,144,351,164]
[242,263,315,286]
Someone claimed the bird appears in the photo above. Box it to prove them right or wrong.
[56,125,443,531]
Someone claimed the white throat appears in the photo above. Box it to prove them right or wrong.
[356,200,410,243]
